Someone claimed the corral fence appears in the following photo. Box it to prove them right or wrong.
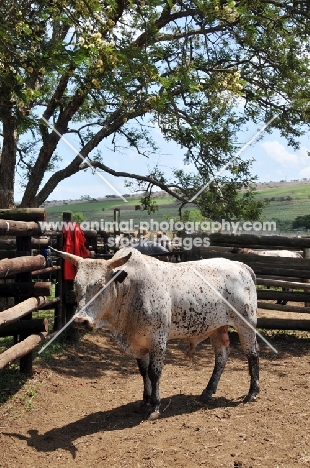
[179,231,310,331]
[88,226,310,330]
[2,208,310,375]
[0,208,64,374]
[0,209,100,374]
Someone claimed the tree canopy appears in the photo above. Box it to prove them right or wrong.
[292,215,310,230]
[0,0,310,221]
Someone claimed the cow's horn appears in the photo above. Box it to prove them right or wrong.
[49,246,83,267]
[106,251,132,270]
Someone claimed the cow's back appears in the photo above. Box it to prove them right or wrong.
[165,257,256,340]
[114,249,256,333]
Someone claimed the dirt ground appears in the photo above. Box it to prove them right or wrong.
[0,309,310,468]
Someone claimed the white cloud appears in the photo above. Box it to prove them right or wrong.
[299,166,310,178]
[261,140,310,168]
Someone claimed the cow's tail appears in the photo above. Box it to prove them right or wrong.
[239,262,256,285]
[243,263,256,284]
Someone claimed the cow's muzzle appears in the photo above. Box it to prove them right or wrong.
[73,316,93,330]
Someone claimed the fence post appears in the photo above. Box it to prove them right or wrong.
[303,247,310,307]
[16,234,33,374]
[114,208,120,236]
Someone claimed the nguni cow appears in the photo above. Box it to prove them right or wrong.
[231,247,302,258]
[52,246,259,420]
[231,247,303,304]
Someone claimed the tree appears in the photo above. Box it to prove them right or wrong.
[72,212,86,224]
[1,1,310,221]
[292,215,310,230]
[61,210,85,223]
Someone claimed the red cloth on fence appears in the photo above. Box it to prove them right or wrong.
[62,224,90,280]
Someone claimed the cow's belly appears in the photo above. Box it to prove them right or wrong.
[167,265,255,340]
[111,328,150,359]
[168,307,234,340]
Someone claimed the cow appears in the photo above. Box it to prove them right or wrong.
[51,247,259,420]
[231,247,302,258]
[231,247,303,304]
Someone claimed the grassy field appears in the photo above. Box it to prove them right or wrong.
[252,182,310,231]
[45,197,187,227]
[45,181,310,234]
[255,183,310,199]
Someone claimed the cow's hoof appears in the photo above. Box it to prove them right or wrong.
[243,393,257,403]
[200,389,213,403]
[148,411,160,421]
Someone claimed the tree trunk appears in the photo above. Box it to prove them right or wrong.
[0,107,17,208]
[20,91,87,207]
[20,140,59,207]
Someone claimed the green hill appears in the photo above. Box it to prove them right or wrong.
[45,181,310,235]
[253,181,310,232]
[45,196,186,229]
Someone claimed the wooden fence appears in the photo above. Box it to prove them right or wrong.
[2,211,310,374]
[87,227,310,330]
[0,209,101,373]
[189,232,310,330]
[0,208,62,373]
[79,227,310,331]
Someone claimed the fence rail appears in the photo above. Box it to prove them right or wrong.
[0,208,62,373]
[2,211,310,373]
[191,232,310,330]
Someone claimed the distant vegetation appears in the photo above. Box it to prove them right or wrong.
[253,182,310,233]
[45,182,310,235]
[292,215,310,230]
[45,197,184,228]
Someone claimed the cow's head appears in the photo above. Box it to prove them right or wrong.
[231,247,249,254]
[50,247,132,328]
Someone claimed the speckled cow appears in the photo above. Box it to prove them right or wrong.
[231,247,302,258]
[53,247,259,420]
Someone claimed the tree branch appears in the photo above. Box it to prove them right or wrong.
[40,67,76,140]
[33,155,188,207]
[21,89,88,206]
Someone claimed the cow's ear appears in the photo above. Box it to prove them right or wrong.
[111,270,128,283]
[107,251,132,270]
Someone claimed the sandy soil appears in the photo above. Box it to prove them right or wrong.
[0,314,310,468]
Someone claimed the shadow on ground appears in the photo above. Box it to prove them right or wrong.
[2,393,243,458]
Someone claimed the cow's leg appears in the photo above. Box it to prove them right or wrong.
[147,341,166,420]
[243,352,260,402]
[277,288,288,305]
[137,354,152,413]
[201,327,230,402]
[238,329,260,402]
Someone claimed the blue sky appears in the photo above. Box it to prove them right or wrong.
[14,123,310,202]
